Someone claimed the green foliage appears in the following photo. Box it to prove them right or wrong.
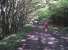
[37,0,68,26]
[0,32,26,50]
[0,24,32,50]
[49,0,68,26]
[62,27,68,33]
[48,26,61,32]
[37,8,51,21]
[23,26,32,33]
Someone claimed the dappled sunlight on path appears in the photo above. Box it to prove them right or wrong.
[16,21,67,50]
[17,31,59,50]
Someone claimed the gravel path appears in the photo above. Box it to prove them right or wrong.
[16,21,67,50]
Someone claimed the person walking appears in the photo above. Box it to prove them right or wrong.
[43,20,48,32]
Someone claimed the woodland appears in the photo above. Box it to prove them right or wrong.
[0,0,68,50]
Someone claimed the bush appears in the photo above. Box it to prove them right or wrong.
[23,26,33,33]
[0,32,26,50]
[37,8,51,21]
[37,0,68,27]
[62,27,68,33]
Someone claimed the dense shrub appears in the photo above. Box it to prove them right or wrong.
[0,32,26,50]
[37,8,51,21]
[23,25,33,33]
[37,0,68,27]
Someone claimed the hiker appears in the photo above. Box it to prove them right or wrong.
[43,21,48,32]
